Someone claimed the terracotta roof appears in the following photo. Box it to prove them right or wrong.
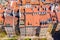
[33,14,40,26]
[0,0,60,27]
[25,13,50,26]
[50,12,55,16]
[13,6,19,13]
[0,16,3,24]
[26,0,31,3]
[39,13,50,21]
[22,0,26,5]
[56,12,60,22]
[45,5,51,12]
[10,1,17,8]
[19,6,24,13]
[30,0,39,5]
[0,9,4,14]
[4,16,18,26]
[17,0,21,4]
[40,2,44,6]
[25,8,33,13]
[33,7,38,12]
[0,4,3,8]
[5,9,12,14]
[26,14,33,26]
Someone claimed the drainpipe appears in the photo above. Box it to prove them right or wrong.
[13,8,15,34]
[23,8,26,36]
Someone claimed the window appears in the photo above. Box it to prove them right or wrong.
[26,27,33,36]
[45,21,48,24]
[20,27,25,36]
[52,18,55,21]
[40,21,48,25]
[41,0,45,2]
[47,18,52,23]
[40,22,42,25]
[40,12,46,15]
[25,4,31,8]
[0,21,3,24]
[10,0,17,1]
[38,12,41,14]
[40,21,44,25]
[20,21,24,25]
[42,12,46,14]
[6,24,10,26]
[42,6,46,10]
[31,0,35,2]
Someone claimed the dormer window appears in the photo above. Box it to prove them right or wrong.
[10,0,17,1]
[40,12,46,15]
[40,21,44,25]
[31,0,35,2]
[40,21,48,25]
[25,4,31,8]
[41,0,45,2]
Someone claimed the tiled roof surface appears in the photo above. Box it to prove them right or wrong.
[0,0,60,27]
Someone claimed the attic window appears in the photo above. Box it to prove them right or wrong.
[41,0,45,2]
[10,0,17,1]
[53,19,55,21]
[31,0,35,2]
[47,18,52,23]
[40,22,42,25]
[40,21,48,25]
[25,4,31,8]
[45,22,48,24]
[40,12,46,15]
[40,21,44,25]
